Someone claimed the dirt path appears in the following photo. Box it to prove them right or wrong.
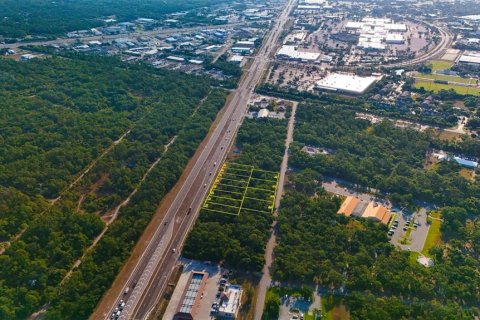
[254,102,297,320]
[61,136,177,285]
[0,127,133,254]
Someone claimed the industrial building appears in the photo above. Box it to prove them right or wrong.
[315,73,380,94]
[458,52,480,67]
[276,45,320,62]
[173,272,208,320]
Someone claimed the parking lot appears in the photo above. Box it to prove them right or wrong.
[389,208,429,252]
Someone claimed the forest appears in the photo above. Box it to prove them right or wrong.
[289,104,480,214]
[183,118,288,271]
[0,54,226,319]
[0,0,225,39]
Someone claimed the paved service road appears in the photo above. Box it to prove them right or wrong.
[101,0,297,319]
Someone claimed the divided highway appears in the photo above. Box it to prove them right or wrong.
[100,0,297,319]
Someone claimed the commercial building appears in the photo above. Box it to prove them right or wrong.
[346,17,406,50]
[173,272,208,320]
[217,285,243,319]
[458,52,480,67]
[276,45,320,62]
[337,196,360,217]
[231,47,253,55]
[362,202,391,225]
[454,156,478,168]
[315,73,380,94]
[235,40,255,48]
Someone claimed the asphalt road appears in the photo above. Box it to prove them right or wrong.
[103,0,297,319]
[385,20,453,69]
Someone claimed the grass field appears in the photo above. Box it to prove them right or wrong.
[322,296,350,320]
[203,162,278,216]
[417,73,475,84]
[422,211,442,256]
[414,80,480,96]
[428,60,454,71]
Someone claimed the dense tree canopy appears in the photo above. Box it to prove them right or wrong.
[290,104,480,214]
[0,0,226,38]
[0,54,227,319]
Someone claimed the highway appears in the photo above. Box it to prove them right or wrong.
[100,0,296,319]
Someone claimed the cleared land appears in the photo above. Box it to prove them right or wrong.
[428,60,454,71]
[422,211,442,256]
[203,162,278,216]
[417,73,476,84]
[414,80,480,95]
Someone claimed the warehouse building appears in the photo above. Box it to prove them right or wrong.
[173,272,208,320]
[315,73,380,94]
[458,52,480,67]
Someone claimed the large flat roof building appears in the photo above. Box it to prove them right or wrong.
[316,73,380,94]
[173,272,208,320]
[276,45,321,62]
[346,17,406,50]
[458,53,480,66]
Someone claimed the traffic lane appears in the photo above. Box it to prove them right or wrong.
[133,122,232,317]
[132,165,212,318]
[123,95,236,318]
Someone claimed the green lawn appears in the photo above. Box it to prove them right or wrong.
[416,73,475,85]
[414,81,480,96]
[428,60,454,71]
[422,211,442,256]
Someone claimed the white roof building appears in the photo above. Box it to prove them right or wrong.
[346,17,406,50]
[276,45,320,62]
[316,73,380,94]
[235,40,255,48]
[417,256,434,268]
[458,53,480,65]
[217,285,242,319]
[258,109,270,118]
[385,34,405,44]
[166,56,185,62]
